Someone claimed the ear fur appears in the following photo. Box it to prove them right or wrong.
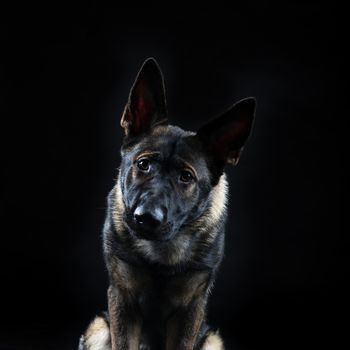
[120,58,168,137]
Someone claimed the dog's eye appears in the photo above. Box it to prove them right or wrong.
[137,158,150,171]
[179,170,194,183]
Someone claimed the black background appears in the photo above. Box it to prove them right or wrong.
[1,2,342,350]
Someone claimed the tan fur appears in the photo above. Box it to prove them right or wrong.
[202,331,225,350]
[207,174,228,227]
[151,124,169,135]
[133,234,191,265]
[84,316,110,350]
[111,176,125,233]
[135,150,161,160]
[190,174,228,240]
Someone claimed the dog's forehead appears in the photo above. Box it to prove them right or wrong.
[131,125,206,167]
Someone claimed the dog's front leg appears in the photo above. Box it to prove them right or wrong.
[166,295,207,350]
[108,286,142,350]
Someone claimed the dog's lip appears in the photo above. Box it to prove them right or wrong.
[123,217,173,241]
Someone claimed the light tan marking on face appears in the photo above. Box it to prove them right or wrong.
[151,124,169,135]
[84,316,111,350]
[202,331,225,350]
[188,174,228,245]
[112,176,125,233]
[135,151,160,161]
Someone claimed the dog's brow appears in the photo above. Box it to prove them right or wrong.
[177,158,198,177]
[136,151,161,160]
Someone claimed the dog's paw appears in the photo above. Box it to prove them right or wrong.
[201,331,224,350]
[80,316,111,350]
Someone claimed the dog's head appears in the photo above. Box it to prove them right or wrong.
[117,58,255,242]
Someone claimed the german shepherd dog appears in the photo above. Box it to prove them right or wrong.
[79,58,255,350]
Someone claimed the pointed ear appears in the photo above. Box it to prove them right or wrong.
[196,97,256,174]
[120,58,168,137]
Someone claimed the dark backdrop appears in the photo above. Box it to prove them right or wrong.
[1,2,342,350]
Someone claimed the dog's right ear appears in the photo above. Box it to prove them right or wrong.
[120,58,168,138]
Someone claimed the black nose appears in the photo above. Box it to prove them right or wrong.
[133,205,166,231]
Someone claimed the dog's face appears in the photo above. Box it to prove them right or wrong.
[117,59,255,242]
[119,125,212,241]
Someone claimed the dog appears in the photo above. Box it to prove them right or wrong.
[78,58,255,350]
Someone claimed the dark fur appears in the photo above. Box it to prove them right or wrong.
[79,58,255,350]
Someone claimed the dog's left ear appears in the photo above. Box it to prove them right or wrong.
[196,97,256,173]
[121,58,168,138]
